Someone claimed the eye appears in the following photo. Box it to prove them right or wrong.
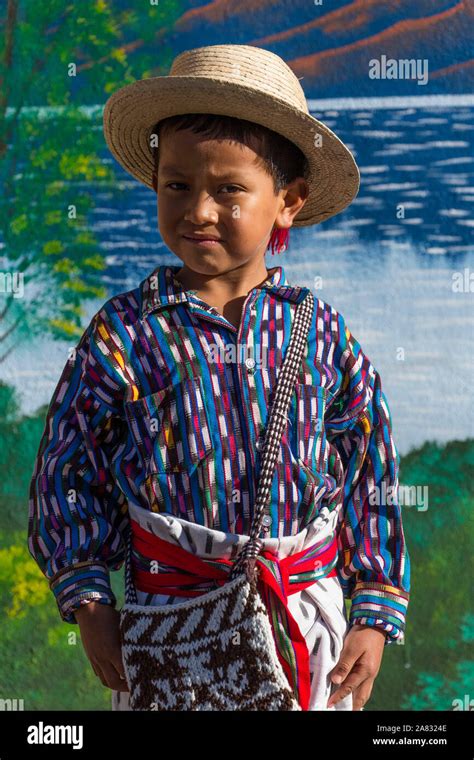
[164,183,242,194]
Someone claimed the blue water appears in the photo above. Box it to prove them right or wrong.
[4,98,474,454]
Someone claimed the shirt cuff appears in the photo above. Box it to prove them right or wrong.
[349,581,409,646]
[48,561,117,624]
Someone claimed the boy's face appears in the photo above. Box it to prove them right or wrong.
[156,126,308,280]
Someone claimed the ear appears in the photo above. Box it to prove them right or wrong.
[275,178,309,228]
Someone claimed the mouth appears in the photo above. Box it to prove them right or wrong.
[182,235,223,247]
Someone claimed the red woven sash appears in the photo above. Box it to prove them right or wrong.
[129,518,338,710]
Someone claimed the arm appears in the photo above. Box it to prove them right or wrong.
[325,314,411,646]
[27,311,129,625]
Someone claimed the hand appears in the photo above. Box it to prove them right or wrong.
[75,601,129,692]
[327,625,387,710]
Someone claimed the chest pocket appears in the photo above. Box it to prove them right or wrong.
[291,384,331,470]
[124,376,213,475]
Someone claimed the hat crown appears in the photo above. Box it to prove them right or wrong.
[169,44,309,115]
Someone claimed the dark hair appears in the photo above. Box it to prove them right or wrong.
[149,113,310,195]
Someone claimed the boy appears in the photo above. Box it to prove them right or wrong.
[28,44,410,711]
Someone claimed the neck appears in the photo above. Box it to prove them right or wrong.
[175,262,277,300]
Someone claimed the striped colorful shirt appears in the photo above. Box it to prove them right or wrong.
[27,264,410,643]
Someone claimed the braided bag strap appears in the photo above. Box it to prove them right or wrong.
[228,289,315,584]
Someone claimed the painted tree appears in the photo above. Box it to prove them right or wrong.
[0,0,181,362]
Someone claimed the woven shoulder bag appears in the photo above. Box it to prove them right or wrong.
[120,290,314,710]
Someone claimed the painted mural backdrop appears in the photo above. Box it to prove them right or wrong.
[0,0,472,710]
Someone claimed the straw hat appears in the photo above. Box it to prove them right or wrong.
[103,44,360,226]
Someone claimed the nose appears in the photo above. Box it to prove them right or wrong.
[183,190,219,225]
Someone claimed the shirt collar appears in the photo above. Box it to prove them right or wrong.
[140,265,307,320]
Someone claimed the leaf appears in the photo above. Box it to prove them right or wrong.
[43,240,64,256]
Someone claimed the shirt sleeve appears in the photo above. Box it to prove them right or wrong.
[325,313,411,646]
[27,311,130,625]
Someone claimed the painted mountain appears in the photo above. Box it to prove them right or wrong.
[135,0,473,97]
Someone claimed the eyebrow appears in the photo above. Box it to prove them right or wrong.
[159,165,247,179]
[159,165,188,176]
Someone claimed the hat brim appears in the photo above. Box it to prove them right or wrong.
[103,76,360,226]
